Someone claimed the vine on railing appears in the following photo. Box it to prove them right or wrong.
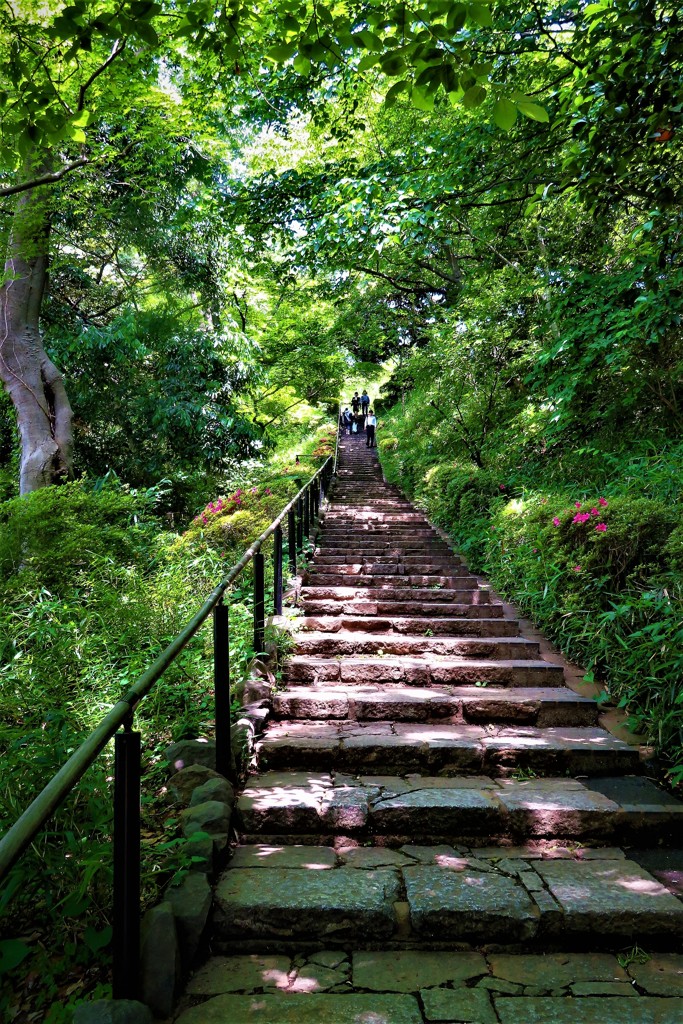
[0,452,336,998]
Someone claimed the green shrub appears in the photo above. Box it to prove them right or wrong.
[0,480,156,589]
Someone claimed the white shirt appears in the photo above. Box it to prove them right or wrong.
[367,415,377,426]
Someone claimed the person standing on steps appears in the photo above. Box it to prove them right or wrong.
[341,407,352,435]
[366,408,377,448]
[351,392,361,415]
[360,389,370,425]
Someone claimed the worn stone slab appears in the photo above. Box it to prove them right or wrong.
[238,773,330,831]
[339,847,415,869]
[422,987,497,1022]
[495,997,683,1024]
[289,963,348,992]
[186,956,292,995]
[404,865,537,941]
[371,787,501,833]
[214,868,401,941]
[629,848,683,897]
[229,846,337,870]
[175,994,424,1023]
[321,787,370,829]
[308,951,348,969]
[400,844,467,864]
[533,859,683,941]
[482,728,640,774]
[352,951,486,992]
[497,786,620,838]
[569,981,636,995]
[628,954,683,995]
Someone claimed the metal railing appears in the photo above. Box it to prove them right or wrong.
[0,452,336,998]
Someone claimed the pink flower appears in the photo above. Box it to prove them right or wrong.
[595,523,607,532]
[575,501,582,508]
[598,497,608,507]
[499,484,506,491]
[532,548,538,553]
[590,508,599,517]
[251,487,258,494]
[552,517,561,527]
[572,512,591,524]
[573,565,582,572]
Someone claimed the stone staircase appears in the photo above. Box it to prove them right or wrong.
[175,435,683,1022]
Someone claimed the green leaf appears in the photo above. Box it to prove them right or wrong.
[384,81,409,107]
[411,87,435,112]
[293,54,311,76]
[134,21,159,47]
[352,30,384,52]
[462,85,487,109]
[71,108,91,128]
[492,97,517,131]
[469,3,493,28]
[381,55,406,77]
[0,939,31,976]
[265,41,298,62]
[517,100,549,122]
[357,53,380,71]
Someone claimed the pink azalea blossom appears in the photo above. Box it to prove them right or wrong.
[499,484,506,491]
[590,508,599,516]
[553,517,561,527]
[575,501,582,508]
[572,565,582,572]
[573,512,591,524]
[598,497,608,507]
[595,523,607,532]
[532,548,538,553]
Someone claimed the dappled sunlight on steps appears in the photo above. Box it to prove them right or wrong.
[174,433,683,1023]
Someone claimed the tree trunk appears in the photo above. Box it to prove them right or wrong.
[0,177,74,493]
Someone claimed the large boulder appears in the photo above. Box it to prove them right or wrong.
[140,902,180,1018]
[74,1001,152,1024]
[164,739,216,773]
[167,764,225,806]
[167,872,213,969]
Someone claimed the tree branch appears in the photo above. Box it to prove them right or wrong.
[77,39,127,111]
[0,159,89,198]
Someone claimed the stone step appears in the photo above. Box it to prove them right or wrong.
[257,721,641,777]
[304,574,481,588]
[175,950,683,1024]
[291,634,539,659]
[300,586,492,605]
[285,655,565,687]
[301,600,503,618]
[237,772,682,843]
[274,685,599,727]
[312,554,463,567]
[315,545,457,556]
[316,530,447,539]
[299,615,518,637]
[211,845,683,949]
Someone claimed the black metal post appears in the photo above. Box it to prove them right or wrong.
[213,602,232,780]
[273,524,283,615]
[112,718,141,1000]
[288,506,296,575]
[297,497,304,550]
[253,551,265,654]
[303,487,310,540]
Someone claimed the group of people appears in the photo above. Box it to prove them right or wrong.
[340,390,377,448]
